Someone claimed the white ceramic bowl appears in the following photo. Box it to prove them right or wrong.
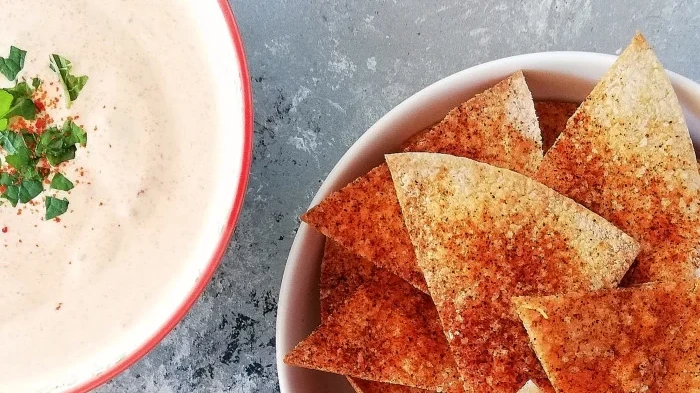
[276,52,700,393]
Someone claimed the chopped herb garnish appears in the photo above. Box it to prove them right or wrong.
[50,173,74,191]
[45,196,69,220]
[18,179,43,203]
[20,164,44,181]
[5,150,31,169]
[35,120,85,166]
[1,96,36,121]
[0,120,84,205]
[2,184,19,206]
[0,81,38,127]
[5,81,33,99]
[50,54,88,105]
[0,90,11,130]
[1,178,41,206]
[65,119,87,146]
[0,172,16,186]
[0,46,26,81]
[0,129,32,160]
[0,48,90,221]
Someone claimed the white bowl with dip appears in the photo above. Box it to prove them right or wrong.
[0,1,251,392]
[275,52,700,393]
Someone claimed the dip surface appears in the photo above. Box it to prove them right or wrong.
[0,1,246,391]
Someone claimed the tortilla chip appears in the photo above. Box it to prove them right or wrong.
[535,33,700,284]
[514,280,700,392]
[319,241,430,393]
[349,378,433,393]
[284,272,464,392]
[303,71,543,292]
[400,71,543,174]
[320,240,381,321]
[387,153,640,393]
[534,101,578,152]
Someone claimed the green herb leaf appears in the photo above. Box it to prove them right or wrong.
[65,119,86,146]
[4,81,33,99]
[32,77,41,89]
[45,196,69,220]
[50,173,74,191]
[0,130,35,173]
[18,179,42,203]
[0,82,37,124]
[2,169,43,206]
[2,185,19,206]
[47,146,76,166]
[0,172,18,186]
[0,46,26,81]
[1,97,36,121]
[35,125,78,166]
[0,129,29,155]
[20,163,43,181]
[35,120,84,166]
[22,131,37,151]
[5,150,30,169]
[50,54,88,105]
[0,90,11,130]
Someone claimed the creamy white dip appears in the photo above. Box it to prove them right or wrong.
[0,1,246,391]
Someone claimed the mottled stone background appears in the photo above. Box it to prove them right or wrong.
[98,0,700,392]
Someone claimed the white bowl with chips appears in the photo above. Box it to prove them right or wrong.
[276,52,700,393]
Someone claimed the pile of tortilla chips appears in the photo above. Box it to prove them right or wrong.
[285,33,700,393]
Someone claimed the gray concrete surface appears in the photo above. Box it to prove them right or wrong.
[97,0,700,392]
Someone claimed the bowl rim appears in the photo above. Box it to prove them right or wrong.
[276,50,700,392]
[65,1,253,392]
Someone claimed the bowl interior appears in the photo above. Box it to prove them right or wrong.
[276,52,700,393]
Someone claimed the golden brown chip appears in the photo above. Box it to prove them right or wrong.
[320,240,381,321]
[535,33,700,284]
[400,71,543,174]
[387,153,640,393]
[514,280,700,392]
[303,71,543,292]
[284,272,464,392]
[534,101,578,152]
[319,241,430,393]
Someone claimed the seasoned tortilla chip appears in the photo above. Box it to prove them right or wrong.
[535,33,700,284]
[400,71,543,173]
[319,241,430,393]
[285,272,464,392]
[320,240,380,321]
[514,280,700,392]
[534,101,578,152]
[387,153,640,393]
[303,71,543,292]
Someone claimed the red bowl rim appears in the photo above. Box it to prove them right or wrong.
[65,1,253,392]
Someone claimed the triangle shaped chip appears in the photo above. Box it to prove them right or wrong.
[535,33,700,284]
[285,271,465,392]
[303,71,543,292]
[387,152,640,393]
[515,280,700,392]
